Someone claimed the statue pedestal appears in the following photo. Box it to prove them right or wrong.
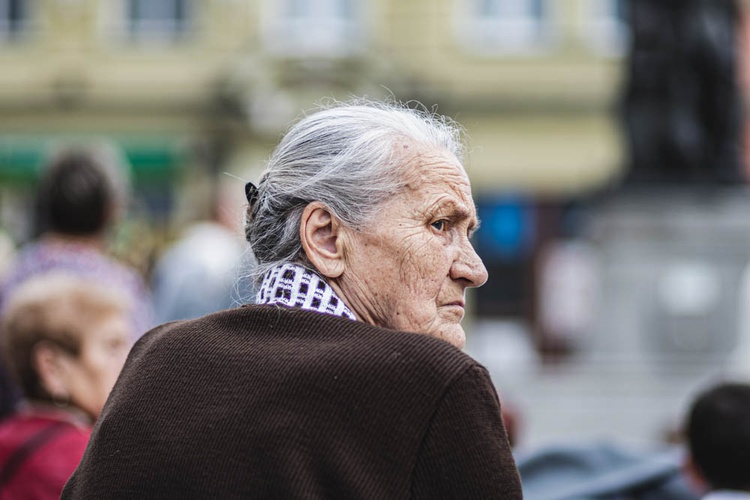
[586,187,750,371]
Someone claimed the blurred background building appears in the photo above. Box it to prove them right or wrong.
[1,0,749,451]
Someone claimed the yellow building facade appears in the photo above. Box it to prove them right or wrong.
[0,0,625,195]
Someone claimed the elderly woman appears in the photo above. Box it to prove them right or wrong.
[0,274,131,499]
[63,100,522,498]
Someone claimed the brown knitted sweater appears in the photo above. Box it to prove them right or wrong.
[63,305,522,499]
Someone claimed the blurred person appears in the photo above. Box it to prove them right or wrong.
[150,176,250,323]
[0,145,154,418]
[0,274,131,499]
[684,381,750,498]
[63,100,522,498]
[498,396,523,450]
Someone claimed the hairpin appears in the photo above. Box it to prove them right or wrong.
[245,182,259,206]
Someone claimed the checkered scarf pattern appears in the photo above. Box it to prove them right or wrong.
[256,263,357,321]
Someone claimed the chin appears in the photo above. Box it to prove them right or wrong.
[433,326,465,350]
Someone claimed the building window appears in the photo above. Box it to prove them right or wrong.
[262,0,365,57]
[126,0,191,42]
[582,0,629,56]
[456,0,554,54]
[0,0,28,41]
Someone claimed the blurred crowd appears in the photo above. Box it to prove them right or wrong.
[0,146,251,498]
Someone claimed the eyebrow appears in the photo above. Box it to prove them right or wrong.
[433,200,481,235]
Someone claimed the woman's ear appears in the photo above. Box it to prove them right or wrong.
[300,202,346,279]
[32,341,70,400]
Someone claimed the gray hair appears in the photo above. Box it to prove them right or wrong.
[245,99,466,284]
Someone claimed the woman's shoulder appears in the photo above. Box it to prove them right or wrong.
[159,303,475,349]
[135,304,482,383]
[238,305,482,384]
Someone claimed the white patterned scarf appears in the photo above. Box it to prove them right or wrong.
[256,263,357,321]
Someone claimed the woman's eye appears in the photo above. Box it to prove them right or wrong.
[431,220,448,232]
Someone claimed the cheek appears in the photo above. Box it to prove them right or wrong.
[397,240,451,297]
[83,349,119,386]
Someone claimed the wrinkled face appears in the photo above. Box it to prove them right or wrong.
[63,313,131,420]
[337,144,488,349]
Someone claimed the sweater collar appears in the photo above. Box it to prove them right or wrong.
[256,263,356,321]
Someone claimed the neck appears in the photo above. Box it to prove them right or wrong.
[327,278,367,324]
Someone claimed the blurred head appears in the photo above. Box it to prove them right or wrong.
[245,100,487,348]
[34,145,130,237]
[1,274,132,421]
[685,381,750,492]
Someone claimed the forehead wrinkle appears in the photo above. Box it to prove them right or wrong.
[400,148,464,187]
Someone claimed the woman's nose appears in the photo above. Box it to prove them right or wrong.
[451,242,488,288]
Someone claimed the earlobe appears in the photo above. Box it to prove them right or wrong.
[300,202,346,278]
